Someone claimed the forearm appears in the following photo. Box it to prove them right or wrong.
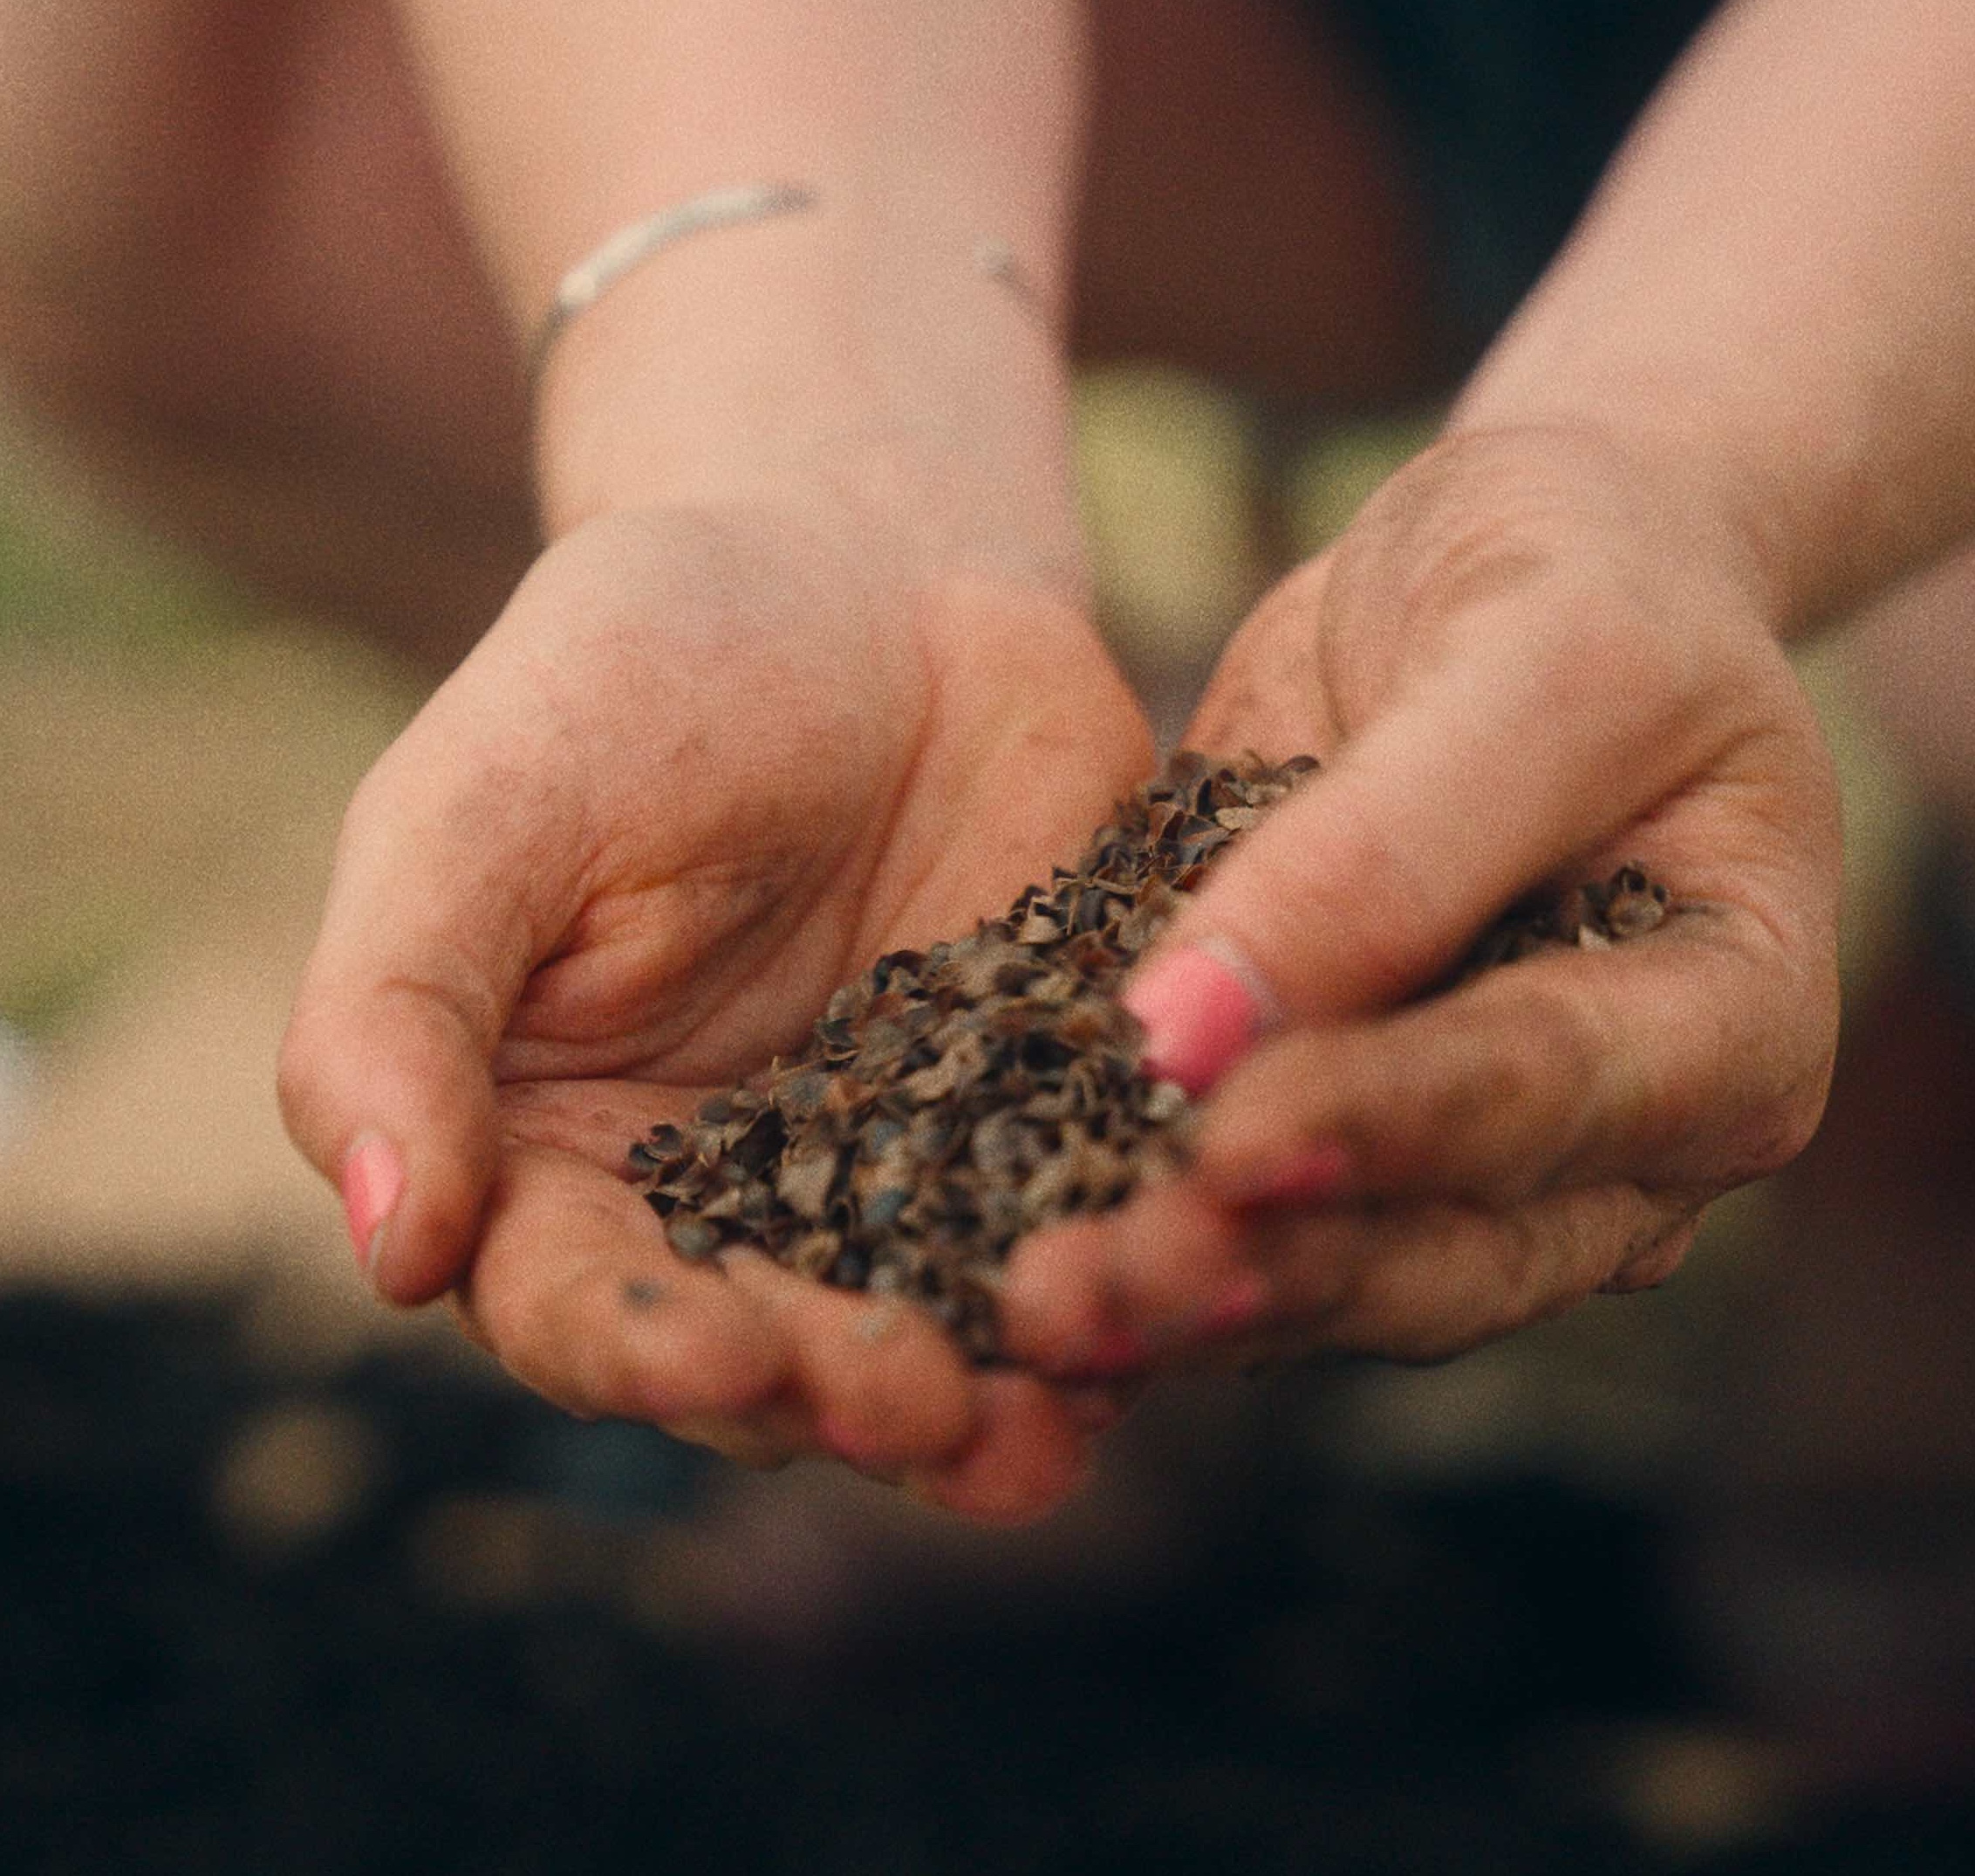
[1452,0,1975,636]
[392,0,1087,586]
[0,0,261,288]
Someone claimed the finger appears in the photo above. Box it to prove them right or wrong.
[1021,1173,1699,1373]
[493,1085,983,1469]
[1012,892,1827,1365]
[1192,901,1835,1210]
[278,723,585,1304]
[718,1252,980,1473]
[999,1187,1260,1380]
[1233,1181,1705,1364]
[1124,613,1773,1093]
[460,1146,794,1432]
[909,1371,1094,1526]
[1059,1380,1138,1435]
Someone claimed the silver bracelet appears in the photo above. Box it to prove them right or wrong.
[530,180,1045,375]
[530,181,820,373]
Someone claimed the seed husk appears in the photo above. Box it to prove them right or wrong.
[626,752,1673,1362]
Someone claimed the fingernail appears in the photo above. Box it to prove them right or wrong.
[1145,1272,1271,1356]
[817,1417,905,1479]
[1123,936,1275,1094]
[1227,1140,1354,1208]
[1054,1325,1153,1380]
[1198,1270,1270,1338]
[339,1132,403,1277]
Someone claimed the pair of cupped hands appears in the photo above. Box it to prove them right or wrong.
[278,425,1842,1523]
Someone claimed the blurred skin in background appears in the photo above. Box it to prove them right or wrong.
[0,1,1971,1722]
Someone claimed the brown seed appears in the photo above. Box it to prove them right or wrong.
[627,756,1671,1361]
[665,1215,722,1263]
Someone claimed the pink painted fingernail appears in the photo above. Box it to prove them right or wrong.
[339,1132,403,1278]
[1198,1271,1270,1339]
[818,1416,896,1473]
[1056,1325,1154,1380]
[1229,1140,1354,1208]
[1144,1273,1271,1356]
[1123,938,1275,1094]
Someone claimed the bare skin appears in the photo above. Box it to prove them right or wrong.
[5,0,1972,1519]
[276,503,1154,1517]
[0,0,1434,1516]
[1001,425,1842,1375]
[1006,0,1975,1387]
[0,0,1432,664]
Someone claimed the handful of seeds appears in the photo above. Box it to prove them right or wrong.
[628,753,1669,1362]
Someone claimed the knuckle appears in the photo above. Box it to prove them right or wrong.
[1603,1209,1702,1293]
[334,748,412,854]
[1250,1210,1357,1323]
[273,1001,343,1165]
[1336,429,1590,623]
[1710,1012,1838,1187]
[1728,1081,1831,1185]
[464,1274,560,1400]
[1504,988,1605,1142]
[1417,987,1599,1194]
[1254,815,1446,1010]
[1350,1211,1504,1361]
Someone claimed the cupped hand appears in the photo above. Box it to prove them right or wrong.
[278,495,1154,1522]
[1002,424,1842,1376]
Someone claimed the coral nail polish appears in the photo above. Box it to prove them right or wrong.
[818,1416,898,1474]
[1057,1325,1154,1380]
[1123,939,1272,1094]
[339,1133,403,1276]
[1198,1271,1270,1338]
[1232,1140,1353,1208]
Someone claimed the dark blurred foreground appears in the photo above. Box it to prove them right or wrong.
[4,1283,1970,1876]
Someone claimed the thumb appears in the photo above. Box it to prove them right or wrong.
[1121,656,1657,1094]
[277,746,569,1304]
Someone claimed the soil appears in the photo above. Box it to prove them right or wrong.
[5,1283,1965,1874]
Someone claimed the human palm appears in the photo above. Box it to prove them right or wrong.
[281,498,1155,1522]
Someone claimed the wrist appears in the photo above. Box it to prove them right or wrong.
[530,201,1088,604]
